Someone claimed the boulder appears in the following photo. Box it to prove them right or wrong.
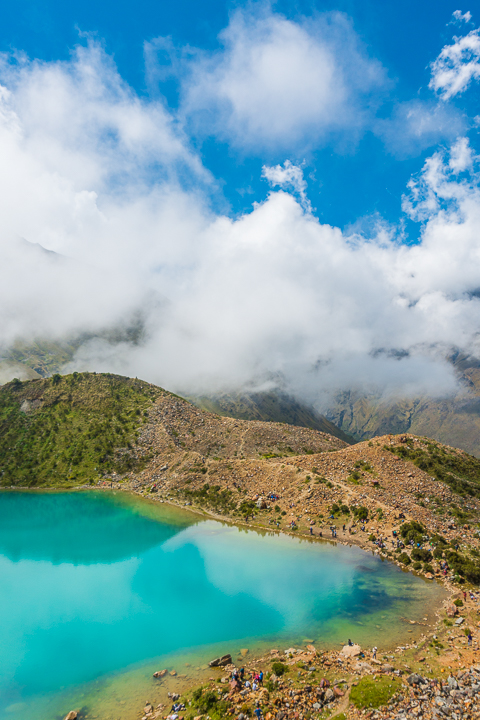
[455,617,465,625]
[381,664,395,673]
[240,648,249,657]
[448,676,459,690]
[306,644,317,654]
[209,654,232,667]
[63,713,78,720]
[333,686,344,697]
[325,688,334,702]
[446,605,458,617]
[353,662,374,673]
[153,669,168,678]
[340,644,361,658]
[406,673,423,685]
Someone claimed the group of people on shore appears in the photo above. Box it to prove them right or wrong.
[231,667,264,718]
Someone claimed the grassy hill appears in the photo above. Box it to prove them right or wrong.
[0,373,348,487]
[0,373,165,486]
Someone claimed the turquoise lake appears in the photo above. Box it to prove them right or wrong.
[0,491,444,720]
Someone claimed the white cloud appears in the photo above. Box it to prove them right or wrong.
[430,26,480,99]
[402,137,478,220]
[375,100,465,156]
[2,37,480,406]
[451,10,473,24]
[157,8,386,153]
[262,161,311,211]
[449,136,475,172]
[63,132,480,402]
[0,40,211,345]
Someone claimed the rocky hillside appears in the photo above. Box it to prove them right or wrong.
[0,373,347,487]
[325,352,480,457]
[189,389,354,443]
[123,417,480,588]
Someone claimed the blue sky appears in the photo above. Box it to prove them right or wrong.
[1,1,480,401]
[0,0,477,232]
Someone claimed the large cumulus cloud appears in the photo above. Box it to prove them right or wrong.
[1,14,480,407]
[146,8,387,154]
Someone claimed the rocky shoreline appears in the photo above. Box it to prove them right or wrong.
[130,629,480,720]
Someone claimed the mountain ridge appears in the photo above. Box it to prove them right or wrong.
[189,389,354,443]
[2,372,480,591]
[0,373,348,487]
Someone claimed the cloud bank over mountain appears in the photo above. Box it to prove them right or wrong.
[1,8,480,405]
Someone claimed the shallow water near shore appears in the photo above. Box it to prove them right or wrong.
[0,490,445,720]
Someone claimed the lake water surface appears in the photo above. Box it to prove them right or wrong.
[0,491,445,720]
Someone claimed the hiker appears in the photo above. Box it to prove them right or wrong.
[372,646,377,659]
[240,667,245,680]
[348,638,353,646]
[259,671,263,685]
[468,632,473,646]
[343,524,346,532]
[309,526,313,535]
[254,704,262,719]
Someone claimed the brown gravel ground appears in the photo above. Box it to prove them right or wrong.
[84,392,480,720]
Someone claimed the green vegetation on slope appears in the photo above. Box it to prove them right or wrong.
[386,438,480,499]
[349,676,401,710]
[395,519,480,584]
[1,339,80,378]
[179,483,238,514]
[0,373,162,486]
